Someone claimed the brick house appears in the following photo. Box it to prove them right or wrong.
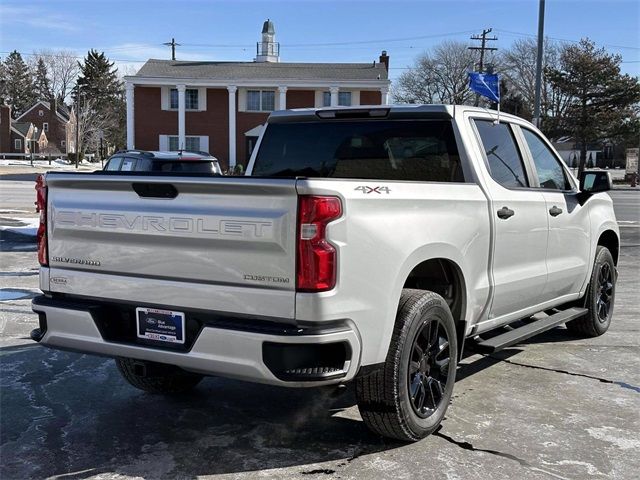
[0,104,48,154]
[15,99,76,154]
[125,20,391,169]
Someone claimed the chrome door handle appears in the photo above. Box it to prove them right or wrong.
[549,206,563,217]
[497,206,515,219]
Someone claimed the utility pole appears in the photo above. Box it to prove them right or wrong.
[533,0,546,127]
[469,28,498,106]
[74,94,81,169]
[163,38,180,61]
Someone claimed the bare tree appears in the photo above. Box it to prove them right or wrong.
[32,49,79,104]
[393,41,477,105]
[75,95,118,158]
[500,38,571,125]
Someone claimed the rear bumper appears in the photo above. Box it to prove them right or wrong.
[31,295,361,387]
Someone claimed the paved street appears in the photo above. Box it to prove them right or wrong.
[1,178,639,479]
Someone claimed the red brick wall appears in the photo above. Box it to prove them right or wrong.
[0,106,10,153]
[287,90,315,109]
[19,103,67,154]
[134,87,177,151]
[360,90,382,105]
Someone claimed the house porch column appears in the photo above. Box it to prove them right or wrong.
[330,86,339,107]
[177,84,186,150]
[227,85,237,169]
[380,86,390,105]
[125,82,135,149]
[278,85,287,110]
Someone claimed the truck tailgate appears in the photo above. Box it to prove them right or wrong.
[44,174,298,318]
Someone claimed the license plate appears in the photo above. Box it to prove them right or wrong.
[136,307,185,344]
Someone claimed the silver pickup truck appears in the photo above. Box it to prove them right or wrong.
[31,105,619,441]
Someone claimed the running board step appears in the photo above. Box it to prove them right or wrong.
[474,307,588,353]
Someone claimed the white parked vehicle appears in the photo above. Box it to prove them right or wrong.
[31,105,619,441]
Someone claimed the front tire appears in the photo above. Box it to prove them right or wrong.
[355,289,458,442]
[115,358,204,394]
[567,246,616,337]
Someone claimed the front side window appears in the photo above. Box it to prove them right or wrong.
[43,122,49,132]
[168,136,179,151]
[522,129,571,190]
[247,90,275,111]
[474,120,528,188]
[253,120,464,182]
[322,91,331,107]
[15,138,22,150]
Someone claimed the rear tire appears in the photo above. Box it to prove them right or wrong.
[566,246,616,337]
[355,289,458,442]
[115,358,204,394]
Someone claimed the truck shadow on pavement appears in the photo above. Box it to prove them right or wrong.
[1,326,585,479]
[0,343,399,479]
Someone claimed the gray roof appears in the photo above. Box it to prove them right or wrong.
[135,59,388,81]
[40,101,71,121]
[13,122,31,137]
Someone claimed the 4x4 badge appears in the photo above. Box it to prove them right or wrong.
[355,186,391,194]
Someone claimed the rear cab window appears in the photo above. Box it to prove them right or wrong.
[251,120,465,182]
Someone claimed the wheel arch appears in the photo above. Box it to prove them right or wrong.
[597,229,619,265]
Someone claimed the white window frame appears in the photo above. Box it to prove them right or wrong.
[43,122,49,132]
[38,110,44,116]
[246,90,275,112]
[15,138,22,150]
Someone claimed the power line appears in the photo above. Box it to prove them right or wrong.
[495,29,640,51]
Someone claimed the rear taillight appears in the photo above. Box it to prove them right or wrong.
[35,174,48,266]
[296,196,342,292]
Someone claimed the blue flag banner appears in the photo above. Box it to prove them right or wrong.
[468,72,500,103]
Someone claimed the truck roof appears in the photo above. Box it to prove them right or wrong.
[268,104,529,126]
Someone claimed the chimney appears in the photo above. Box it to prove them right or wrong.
[379,50,389,71]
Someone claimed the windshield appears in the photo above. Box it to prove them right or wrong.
[251,120,464,182]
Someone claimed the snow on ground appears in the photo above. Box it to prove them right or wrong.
[0,217,39,237]
[0,159,97,169]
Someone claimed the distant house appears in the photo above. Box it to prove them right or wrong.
[0,104,48,154]
[125,19,391,170]
[15,99,76,154]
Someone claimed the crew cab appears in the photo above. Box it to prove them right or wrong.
[31,105,619,441]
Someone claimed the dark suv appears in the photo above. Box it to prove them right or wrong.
[104,150,222,175]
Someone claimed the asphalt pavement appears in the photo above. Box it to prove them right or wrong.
[1,178,639,480]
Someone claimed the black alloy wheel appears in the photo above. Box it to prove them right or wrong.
[596,262,613,323]
[408,318,450,418]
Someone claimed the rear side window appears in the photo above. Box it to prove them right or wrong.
[105,157,123,171]
[121,158,136,171]
[252,120,464,182]
[475,120,529,188]
[521,128,571,190]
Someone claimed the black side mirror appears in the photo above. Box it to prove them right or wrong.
[580,170,612,193]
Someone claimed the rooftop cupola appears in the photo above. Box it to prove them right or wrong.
[255,19,280,63]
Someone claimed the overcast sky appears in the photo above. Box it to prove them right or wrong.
[1,0,638,80]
